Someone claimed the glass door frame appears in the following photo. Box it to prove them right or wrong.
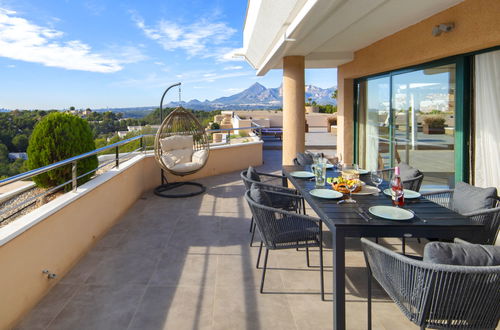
[354,56,471,183]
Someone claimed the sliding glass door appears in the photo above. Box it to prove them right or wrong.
[357,64,457,188]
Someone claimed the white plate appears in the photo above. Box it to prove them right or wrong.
[309,189,343,199]
[357,169,369,175]
[383,189,421,199]
[369,206,414,220]
[290,171,315,179]
[352,185,380,195]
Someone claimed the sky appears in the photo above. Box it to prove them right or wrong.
[0,0,337,110]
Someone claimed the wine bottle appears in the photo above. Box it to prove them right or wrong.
[390,166,404,207]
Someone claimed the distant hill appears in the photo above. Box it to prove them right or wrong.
[164,82,336,111]
[1,83,336,115]
[91,82,336,116]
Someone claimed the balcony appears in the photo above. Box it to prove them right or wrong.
[12,149,426,329]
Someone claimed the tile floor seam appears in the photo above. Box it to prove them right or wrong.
[124,211,181,330]
[277,249,301,330]
[125,251,164,330]
[209,253,220,330]
[42,283,83,330]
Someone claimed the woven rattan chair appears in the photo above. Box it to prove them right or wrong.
[422,190,500,244]
[153,106,210,197]
[245,189,325,300]
[361,238,500,330]
[379,168,424,192]
[241,168,304,246]
[376,167,424,252]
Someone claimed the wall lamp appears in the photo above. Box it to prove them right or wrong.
[432,23,455,36]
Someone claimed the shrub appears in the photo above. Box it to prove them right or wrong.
[210,122,220,130]
[327,116,337,126]
[27,112,98,189]
[423,116,446,128]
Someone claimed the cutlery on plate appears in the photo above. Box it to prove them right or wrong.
[358,207,373,220]
[356,207,372,222]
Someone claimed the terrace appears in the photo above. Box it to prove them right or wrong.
[1,0,499,329]
[14,149,425,330]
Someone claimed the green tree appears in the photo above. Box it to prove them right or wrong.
[12,134,29,152]
[27,112,98,189]
[8,158,26,176]
[0,143,8,163]
[331,89,338,100]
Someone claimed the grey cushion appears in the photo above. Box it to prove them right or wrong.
[423,241,500,266]
[247,166,261,182]
[249,183,272,207]
[452,181,498,215]
[296,152,314,166]
[398,162,422,181]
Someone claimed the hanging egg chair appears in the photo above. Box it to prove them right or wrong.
[153,83,210,197]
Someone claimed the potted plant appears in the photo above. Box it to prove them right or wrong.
[327,116,337,133]
[422,116,446,134]
[305,98,319,114]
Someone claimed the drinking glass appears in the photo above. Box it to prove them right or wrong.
[330,156,340,171]
[337,179,359,204]
[341,164,359,180]
[314,160,327,188]
[370,170,383,195]
[345,180,358,203]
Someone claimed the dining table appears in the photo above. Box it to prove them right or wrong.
[282,165,485,330]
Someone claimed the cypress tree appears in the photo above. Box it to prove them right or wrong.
[27,112,98,189]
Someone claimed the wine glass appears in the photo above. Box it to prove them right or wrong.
[338,180,359,204]
[345,180,359,203]
[370,170,383,195]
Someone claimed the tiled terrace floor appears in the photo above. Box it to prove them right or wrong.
[17,150,426,330]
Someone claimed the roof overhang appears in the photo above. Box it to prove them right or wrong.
[243,0,463,76]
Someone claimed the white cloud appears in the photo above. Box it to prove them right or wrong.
[224,88,243,93]
[132,12,237,59]
[223,65,243,70]
[115,70,254,88]
[103,45,148,64]
[220,48,246,62]
[0,8,122,72]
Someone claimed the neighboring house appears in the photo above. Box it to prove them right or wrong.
[117,131,129,138]
[8,153,28,160]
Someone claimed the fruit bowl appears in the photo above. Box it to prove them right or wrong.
[328,177,362,193]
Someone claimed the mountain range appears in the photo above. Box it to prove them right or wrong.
[2,83,336,114]
[161,82,336,111]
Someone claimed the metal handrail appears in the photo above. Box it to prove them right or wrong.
[206,125,262,133]
[0,126,264,189]
[0,135,143,188]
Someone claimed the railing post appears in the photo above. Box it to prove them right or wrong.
[140,136,144,153]
[71,161,77,192]
[115,147,119,168]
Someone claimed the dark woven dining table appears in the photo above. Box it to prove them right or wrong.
[282,165,484,330]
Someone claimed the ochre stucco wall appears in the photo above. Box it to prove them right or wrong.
[1,142,263,329]
[143,142,264,191]
[0,158,146,329]
[337,0,500,161]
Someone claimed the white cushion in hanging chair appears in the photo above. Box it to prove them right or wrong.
[192,149,208,164]
[159,135,209,174]
[160,135,193,151]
